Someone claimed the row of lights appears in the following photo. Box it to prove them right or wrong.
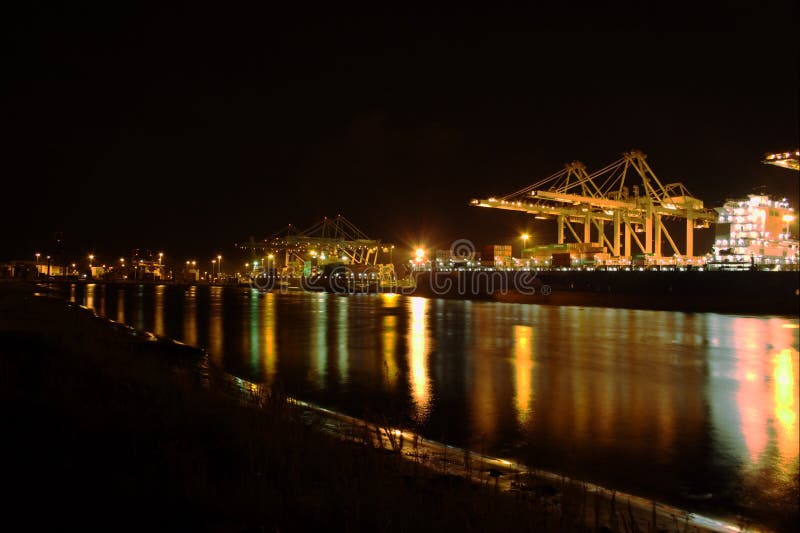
[765,151,800,160]
[244,254,274,270]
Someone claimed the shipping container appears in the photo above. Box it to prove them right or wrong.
[552,252,571,267]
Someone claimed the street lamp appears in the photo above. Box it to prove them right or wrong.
[521,234,530,268]
[415,248,426,271]
[267,254,274,272]
[217,255,222,275]
[35,252,41,265]
[211,259,216,278]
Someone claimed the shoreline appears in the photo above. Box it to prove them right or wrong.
[412,270,800,315]
[2,280,784,531]
[36,268,800,315]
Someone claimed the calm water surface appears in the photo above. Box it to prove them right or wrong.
[65,283,798,524]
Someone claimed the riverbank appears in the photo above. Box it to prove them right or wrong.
[1,281,789,531]
[37,268,800,315]
[413,270,800,315]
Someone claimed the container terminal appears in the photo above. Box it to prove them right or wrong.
[4,149,798,313]
[233,150,797,279]
[233,150,799,313]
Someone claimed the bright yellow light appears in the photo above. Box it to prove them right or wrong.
[217,255,222,260]
[409,297,430,423]
[783,214,795,223]
[415,248,425,259]
[88,254,94,261]
[267,254,274,259]
[513,325,534,426]
[773,348,798,468]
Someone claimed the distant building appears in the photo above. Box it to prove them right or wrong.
[712,195,797,269]
[131,249,167,280]
[35,263,65,277]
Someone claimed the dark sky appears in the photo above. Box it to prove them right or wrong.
[2,4,798,262]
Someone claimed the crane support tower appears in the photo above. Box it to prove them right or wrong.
[239,215,393,278]
[471,150,717,261]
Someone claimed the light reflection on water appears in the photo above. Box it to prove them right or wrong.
[310,295,327,387]
[513,324,534,427]
[409,297,431,424]
[183,286,197,346]
[208,286,223,367]
[261,292,276,385]
[63,283,798,522]
[116,288,125,323]
[711,317,799,475]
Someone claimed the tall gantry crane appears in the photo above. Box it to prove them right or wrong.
[471,150,717,259]
[239,215,386,273]
[274,215,382,267]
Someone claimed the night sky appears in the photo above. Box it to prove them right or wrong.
[3,4,798,262]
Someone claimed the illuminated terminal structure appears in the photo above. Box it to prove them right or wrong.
[711,196,797,270]
[240,215,397,283]
[471,150,717,267]
[763,150,800,171]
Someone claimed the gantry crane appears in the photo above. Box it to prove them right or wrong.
[239,215,388,272]
[471,150,717,259]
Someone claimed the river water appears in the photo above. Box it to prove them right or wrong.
[63,283,798,526]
